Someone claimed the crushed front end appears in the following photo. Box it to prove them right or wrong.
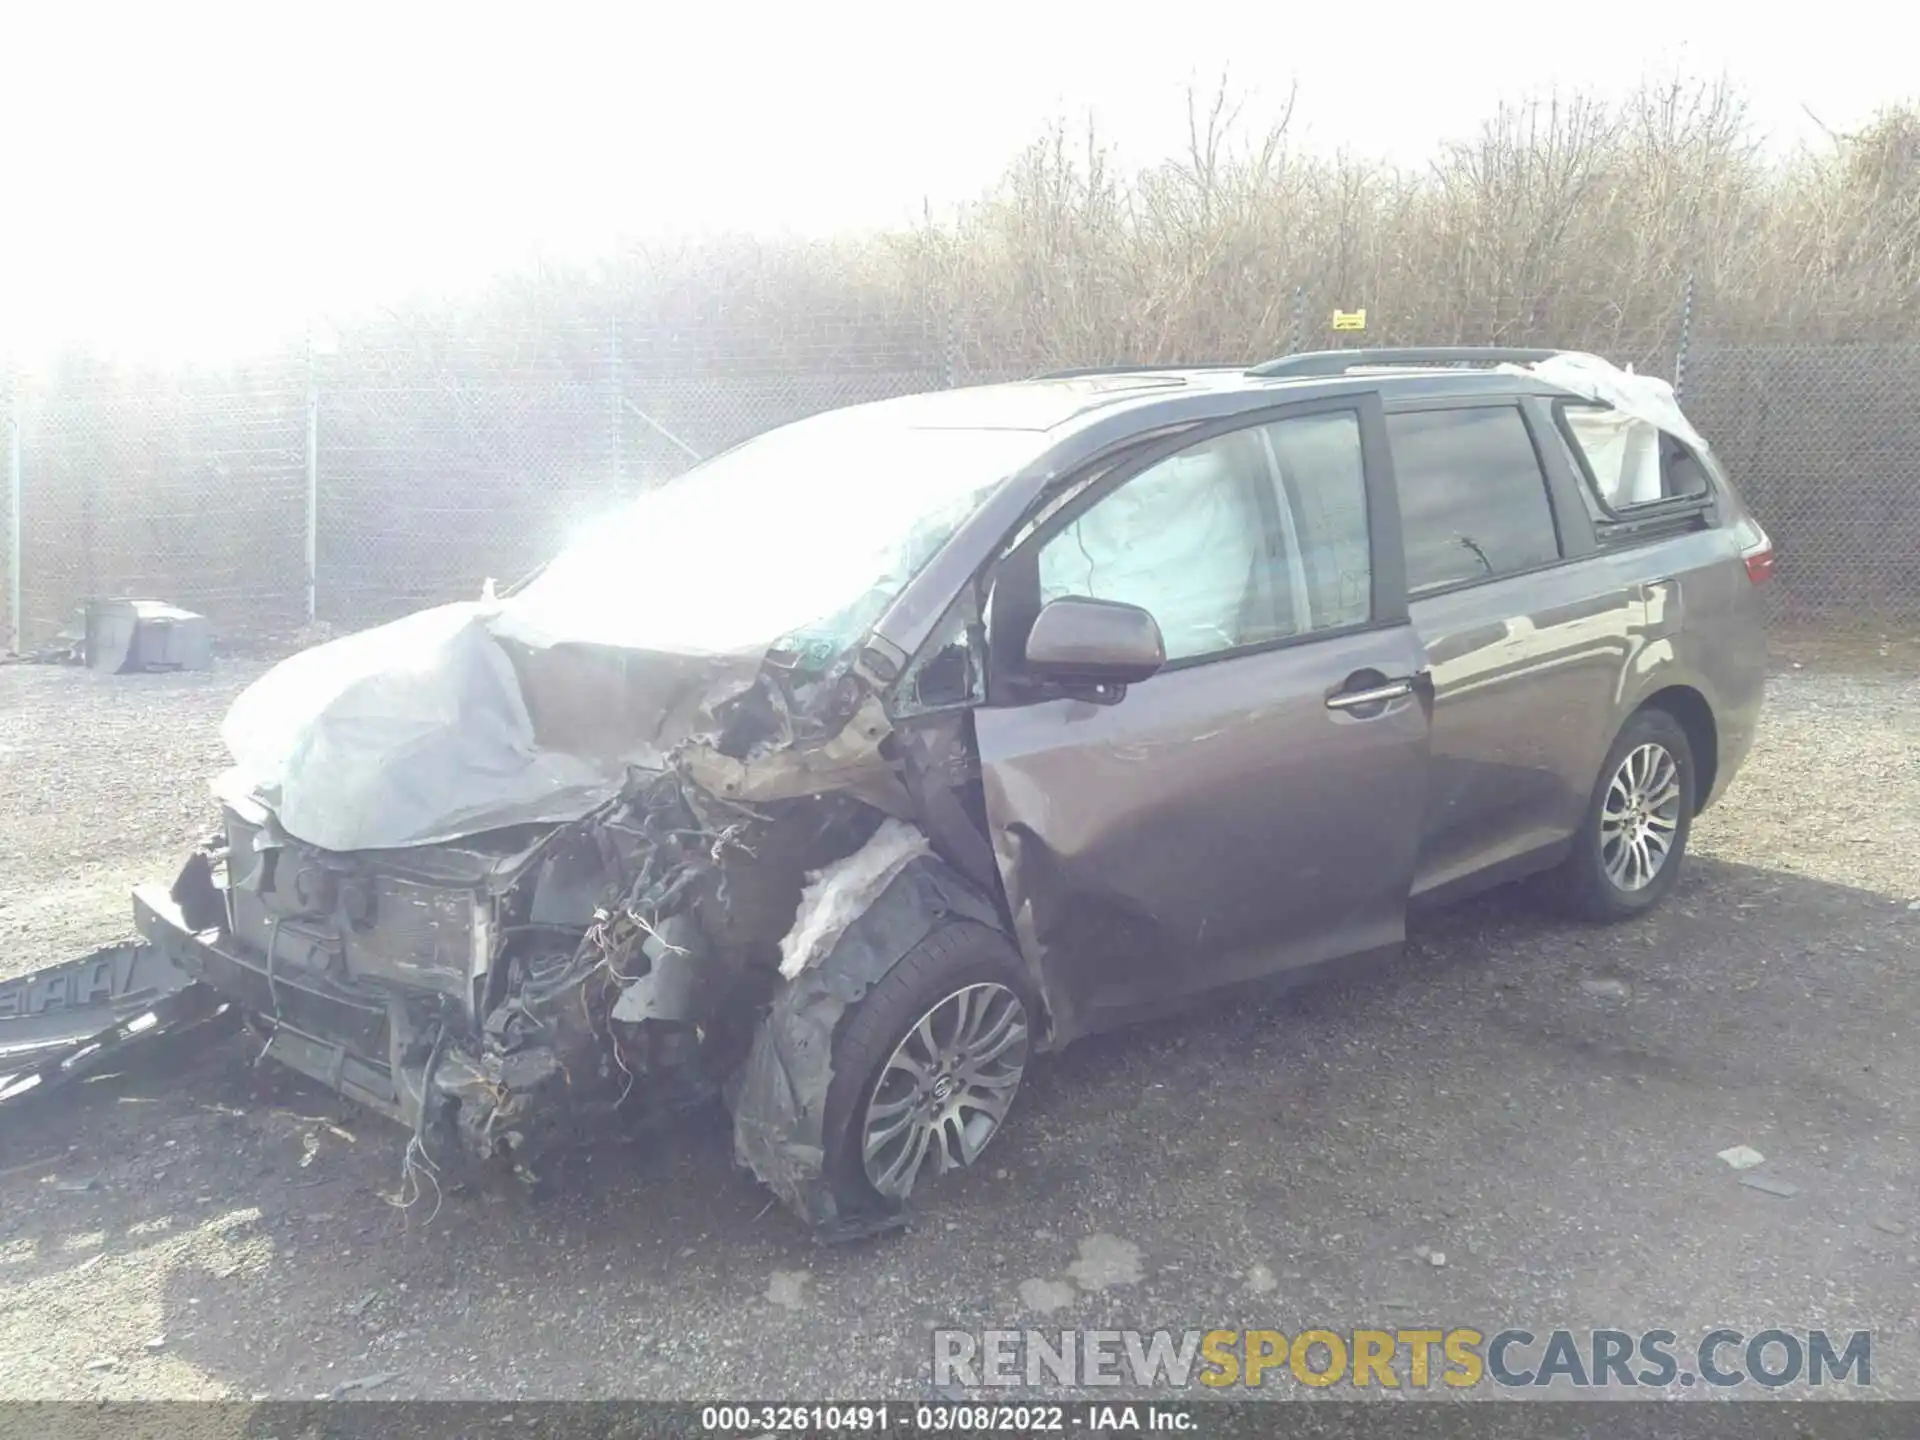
[115,401,1041,1221]
[136,763,882,1188]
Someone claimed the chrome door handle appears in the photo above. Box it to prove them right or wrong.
[1325,677,1417,711]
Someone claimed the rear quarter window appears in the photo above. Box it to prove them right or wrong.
[1556,401,1712,517]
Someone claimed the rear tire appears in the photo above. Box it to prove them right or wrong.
[1546,707,1696,922]
[821,921,1035,1218]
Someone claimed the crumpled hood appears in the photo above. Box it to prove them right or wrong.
[221,601,763,852]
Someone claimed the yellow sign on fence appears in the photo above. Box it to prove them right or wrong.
[1331,308,1367,332]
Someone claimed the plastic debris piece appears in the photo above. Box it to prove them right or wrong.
[330,1372,401,1397]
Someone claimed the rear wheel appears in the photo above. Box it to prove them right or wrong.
[1546,707,1696,922]
[821,921,1034,1216]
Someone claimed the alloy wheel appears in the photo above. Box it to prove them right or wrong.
[860,981,1029,1199]
[1599,741,1683,892]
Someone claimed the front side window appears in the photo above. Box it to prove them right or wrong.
[1266,411,1371,631]
[1034,412,1371,665]
[1387,406,1561,595]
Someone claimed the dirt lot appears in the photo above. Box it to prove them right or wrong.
[1,642,1917,1400]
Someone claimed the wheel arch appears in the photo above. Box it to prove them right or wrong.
[730,852,1028,1239]
[1634,684,1719,811]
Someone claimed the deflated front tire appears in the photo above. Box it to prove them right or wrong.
[820,920,1035,1217]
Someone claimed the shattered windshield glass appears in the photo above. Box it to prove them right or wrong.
[502,411,1043,659]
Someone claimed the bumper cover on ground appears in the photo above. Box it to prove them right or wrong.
[0,933,224,1106]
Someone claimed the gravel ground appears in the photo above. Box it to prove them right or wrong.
[1,648,1917,1401]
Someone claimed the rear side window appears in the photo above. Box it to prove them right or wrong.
[1386,406,1561,595]
[1558,402,1711,513]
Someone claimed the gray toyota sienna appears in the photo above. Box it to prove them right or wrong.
[121,345,1769,1236]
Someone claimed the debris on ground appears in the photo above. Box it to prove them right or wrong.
[1017,1278,1078,1314]
[1717,1145,1766,1170]
[765,1271,812,1311]
[1870,1217,1909,1237]
[84,601,212,673]
[328,1372,401,1398]
[1580,977,1633,1001]
[1739,1174,1801,1199]
[1066,1234,1143,1292]
[6,599,211,672]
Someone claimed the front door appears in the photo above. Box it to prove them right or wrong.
[973,399,1432,1043]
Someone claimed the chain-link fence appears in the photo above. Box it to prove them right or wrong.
[3,297,1916,653]
[311,339,970,631]
[0,325,979,649]
[8,360,309,646]
[1680,335,1920,619]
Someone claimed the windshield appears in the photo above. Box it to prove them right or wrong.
[500,408,1043,658]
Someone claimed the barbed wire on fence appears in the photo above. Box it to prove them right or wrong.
[2,296,1916,653]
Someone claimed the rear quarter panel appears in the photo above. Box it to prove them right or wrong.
[1610,524,1767,808]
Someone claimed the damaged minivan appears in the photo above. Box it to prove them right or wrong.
[131,347,1769,1237]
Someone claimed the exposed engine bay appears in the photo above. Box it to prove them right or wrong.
[198,768,871,1170]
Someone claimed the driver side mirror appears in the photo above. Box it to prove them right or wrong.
[1023,596,1165,687]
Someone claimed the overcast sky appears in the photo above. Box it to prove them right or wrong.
[3,0,1916,364]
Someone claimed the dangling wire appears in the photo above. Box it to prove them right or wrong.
[385,1028,451,1224]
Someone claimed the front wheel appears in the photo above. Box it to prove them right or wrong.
[820,921,1034,1216]
[1546,707,1696,922]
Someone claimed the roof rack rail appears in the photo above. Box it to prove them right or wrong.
[1034,362,1241,380]
[1247,346,1563,379]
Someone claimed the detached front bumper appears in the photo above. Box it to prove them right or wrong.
[133,883,415,1126]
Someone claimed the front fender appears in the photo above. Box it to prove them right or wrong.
[728,853,1007,1238]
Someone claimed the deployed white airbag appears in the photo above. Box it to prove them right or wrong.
[1036,435,1264,661]
[778,819,932,979]
[1500,351,1711,511]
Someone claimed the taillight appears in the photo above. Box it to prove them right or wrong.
[1737,520,1775,585]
